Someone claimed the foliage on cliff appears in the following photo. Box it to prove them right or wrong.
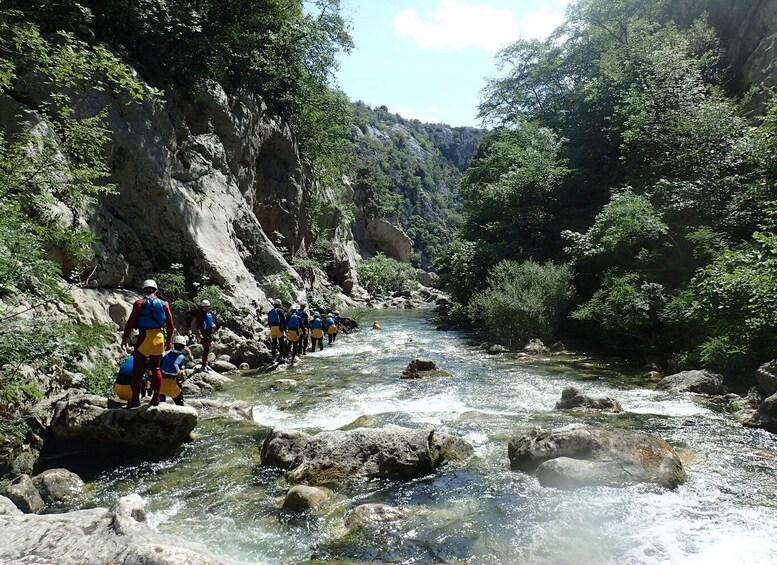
[439,0,777,374]
[344,102,484,267]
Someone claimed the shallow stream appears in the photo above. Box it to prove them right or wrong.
[77,309,777,564]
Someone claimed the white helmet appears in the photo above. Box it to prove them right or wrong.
[173,335,187,346]
[142,279,158,291]
[200,299,211,307]
[273,299,282,307]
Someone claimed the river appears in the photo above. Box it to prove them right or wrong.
[76,308,777,564]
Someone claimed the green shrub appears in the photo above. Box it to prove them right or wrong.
[265,272,297,306]
[356,253,417,297]
[83,357,117,396]
[469,260,574,344]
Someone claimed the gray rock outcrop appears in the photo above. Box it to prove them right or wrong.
[523,339,550,355]
[555,387,623,412]
[0,494,242,564]
[657,370,725,395]
[744,392,777,433]
[365,218,413,263]
[401,358,451,379]
[3,474,44,513]
[508,424,686,489]
[260,427,473,485]
[755,360,777,397]
[47,393,197,455]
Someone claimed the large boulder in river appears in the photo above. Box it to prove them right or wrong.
[2,474,44,513]
[260,427,473,485]
[523,339,550,355]
[555,387,623,413]
[755,360,777,397]
[508,424,686,489]
[47,394,197,455]
[744,392,777,433]
[0,493,242,564]
[401,358,451,379]
[282,485,332,511]
[657,369,725,395]
[32,468,85,504]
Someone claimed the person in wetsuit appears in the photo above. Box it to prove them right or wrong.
[121,279,175,408]
[297,303,310,356]
[310,312,325,352]
[286,306,302,364]
[267,299,286,360]
[160,335,187,405]
[195,299,217,372]
[325,312,338,344]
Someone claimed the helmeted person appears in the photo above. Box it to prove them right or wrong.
[195,299,217,372]
[310,311,325,352]
[324,312,338,344]
[114,354,135,401]
[121,279,175,408]
[160,335,187,405]
[286,306,302,363]
[333,310,346,339]
[297,303,310,355]
[267,299,286,360]
[372,320,381,330]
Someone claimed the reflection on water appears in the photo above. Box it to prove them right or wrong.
[79,309,777,564]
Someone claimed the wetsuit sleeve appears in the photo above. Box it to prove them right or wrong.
[163,301,175,343]
[175,353,186,372]
[121,300,143,345]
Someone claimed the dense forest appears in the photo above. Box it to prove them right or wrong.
[437,0,777,377]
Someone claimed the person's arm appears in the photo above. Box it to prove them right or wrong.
[175,353,186,376]
[195,311,204,341]
[121,300,142,348]
[163,301,175,349]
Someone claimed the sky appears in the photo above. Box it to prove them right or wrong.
[335,0,571,127]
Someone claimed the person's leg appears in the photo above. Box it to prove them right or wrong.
[201,335,211,369]
[148,355,162,405]
[271,337,278,358]
[128,350,147,408]
[173,393,184,406]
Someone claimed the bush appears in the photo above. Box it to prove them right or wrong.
[356,253,417,297]
[469,260,574,344]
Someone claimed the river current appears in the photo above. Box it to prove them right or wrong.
[78,309,777,564]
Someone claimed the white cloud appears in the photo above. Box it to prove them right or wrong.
[520,6,566,40]
[391,1,520,52]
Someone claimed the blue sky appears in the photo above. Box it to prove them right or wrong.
[335,0,571,127]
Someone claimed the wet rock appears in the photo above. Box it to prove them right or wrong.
[32,468,85,504]
[282,485,332,511]
[3,475,44,513]
[344,503,406,530]
[47,393,197,455]
[0,494,241,564]
[554,387,623,412]
[657,370,725,395]
[755,360,777,397]
[233,339,272,368]
[260,426,473,485]
[744,392,777,433]
[508,424,686,489]
[551,341,566,352]
[523,339,550,355]
[273,379,298,390]
[211,359,239,373]
[401,358,451,379]
[486,344,508,355]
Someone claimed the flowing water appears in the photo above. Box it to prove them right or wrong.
[76,309,777,564]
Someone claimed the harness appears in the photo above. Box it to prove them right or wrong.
[137,296,166,330]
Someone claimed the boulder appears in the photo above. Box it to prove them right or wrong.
[755,360,777,397]
[401,358,451,379]
[0,494,241,564]
[273,379,298,390]
[32,468,85,504]
[657,370,725,395]
[508,424,686,489]
[523,339,550,355]
[188,343,204,360]
[344,503,406,530]
[260,427,473,485]
[3,475,44,513]
[0,495,21,516]
[486,344,508,355]
[282,485,332,511]
[554,387,623,413]
[47,393,197,455]
[233,339,272,367]
[210,359,239,373]
[415,269,439,288]
[744,392,777,433]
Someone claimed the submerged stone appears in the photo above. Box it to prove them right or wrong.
[555,387,623,412]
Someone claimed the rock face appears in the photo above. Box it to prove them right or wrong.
[46,393,197,455]
[0,494,242,564]
[282,485,332,511]
[364,218,413,263]
[755,360,777,397]
[555,387,623,413]
[260,427,473,485]
[657,370,725,395]
[744,393,777,433]
[401,358,451,379]
[508,424,686,489]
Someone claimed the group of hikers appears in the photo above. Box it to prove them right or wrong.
[115,279,350,409]
[267,299,346,364]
